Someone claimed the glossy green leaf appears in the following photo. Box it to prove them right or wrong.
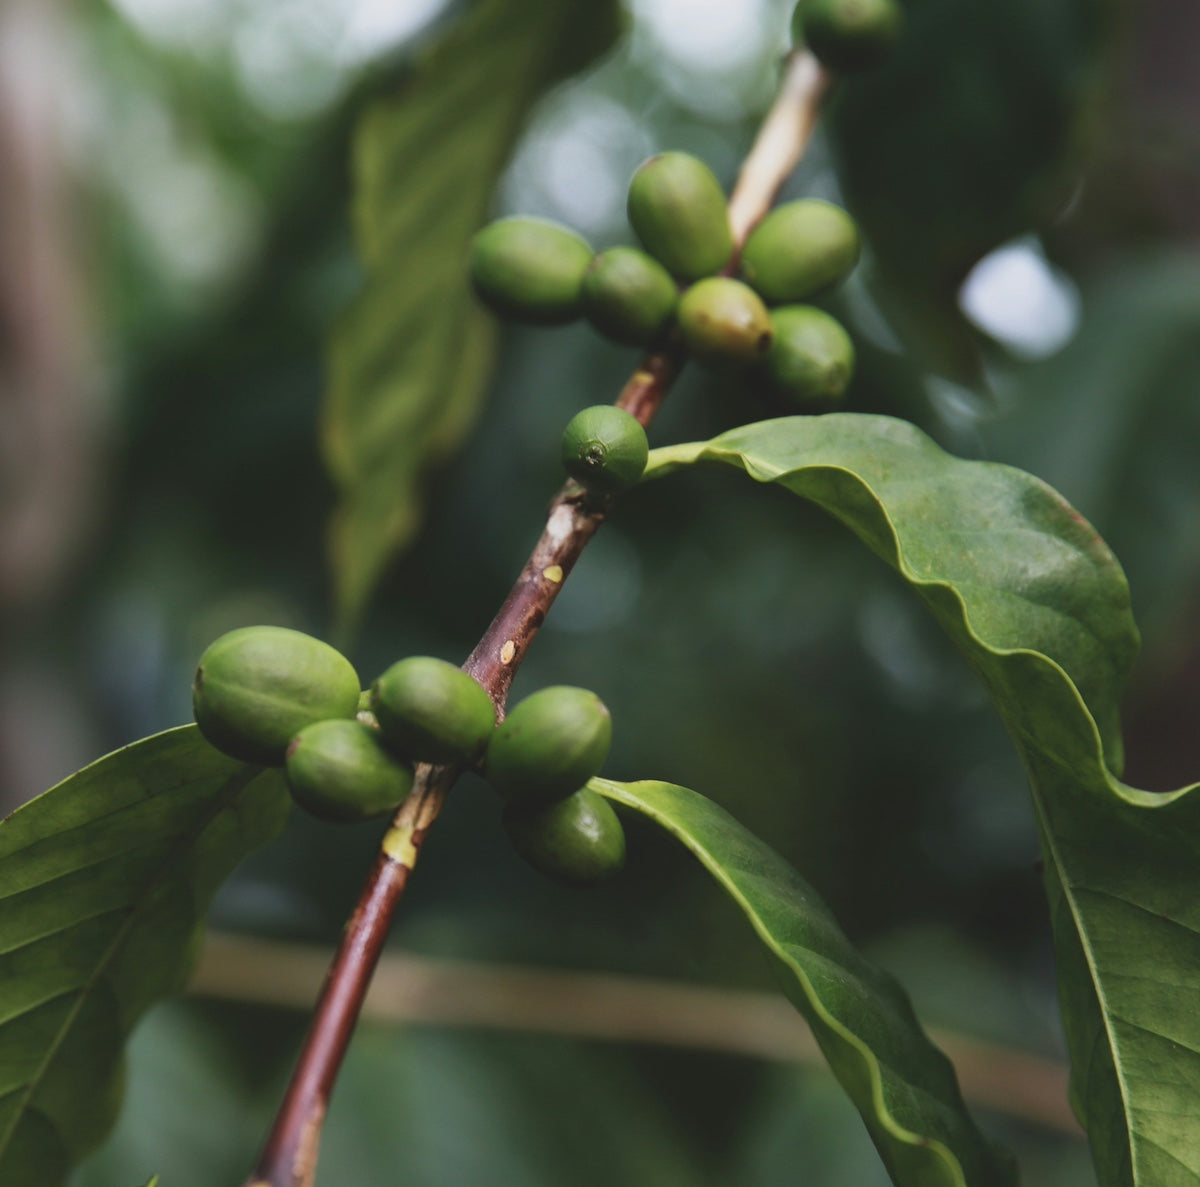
[645,414,1200,1186]
[0,726,289,1186]
[593,777,1015,1187]
[323,0,621,635]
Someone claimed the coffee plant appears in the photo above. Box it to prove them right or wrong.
[2,1,1197,1185]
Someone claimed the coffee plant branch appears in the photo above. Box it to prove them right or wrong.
[246,48,831,1187]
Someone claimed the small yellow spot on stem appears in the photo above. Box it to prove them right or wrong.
[500,640,516,664]
[383,824,418,868]
[542,565,563,584]
[633,369,655,386]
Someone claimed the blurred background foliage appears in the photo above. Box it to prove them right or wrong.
[0,0,1196,1183]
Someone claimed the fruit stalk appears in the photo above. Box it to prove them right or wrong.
[244,47,831,1187]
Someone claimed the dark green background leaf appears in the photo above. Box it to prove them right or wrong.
[826,0,1122,376]
[594,777,1016,1187]
[981,251,1200,647]
[0,727,288,1187]
[645,414,1200,1185]
[323,0,622,635]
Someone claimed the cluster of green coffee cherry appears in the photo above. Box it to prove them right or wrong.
[471,149,860,408]
[192,626,624,886]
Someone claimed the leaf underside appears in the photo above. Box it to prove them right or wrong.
[594,777,1017,1187]
[0,726,289,1187]
[645,413,1200,1187]
[323,0,621,635]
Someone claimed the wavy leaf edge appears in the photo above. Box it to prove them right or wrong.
[641,412,1200,1184]
[592,776,1012,1187]
[642,415,1197,816]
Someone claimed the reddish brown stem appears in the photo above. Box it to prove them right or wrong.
[246,49,829,1187]
[245,854,409,1187]
[463,345,685,706]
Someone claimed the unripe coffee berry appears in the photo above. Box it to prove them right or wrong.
[740,200,861,304]
[762,306,855,404]
[486,686,612,805]
[371,656,495,764]
[581,247,679,345]
[503,787,626,886]
[469,217,593,325]
[677,278,773,364]
[192,626,361,765]
[285,719,414,823]
[792,0,902,72]
[561,406,649,495]
[627,153,733,281]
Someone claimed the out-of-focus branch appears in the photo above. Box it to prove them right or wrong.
[198,932,1079,1137]
[728,51,830,244]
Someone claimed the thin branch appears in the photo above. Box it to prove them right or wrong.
[246,50,831,1187]
[201,933,1079,1137]
[462,344,686,707]
[728,51,830,245]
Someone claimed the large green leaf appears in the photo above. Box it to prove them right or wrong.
[0,726,289,1187]
[593,777,1016,1187]
[645,414,1200,1186]
[323,0,622,634]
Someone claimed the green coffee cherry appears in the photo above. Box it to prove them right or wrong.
[626,153,733,281]
[792,0,902,72]
[503,787,626,887]
[371,656,495,764]
[285,719,414,823]
[486,686,612,805]
[762,305,855,404]
[192,626,360,765]
[561,406,649,495]
[580,247,679,345]
[469,217,593,325]
[677,277,773,364]
[740,201,861,304]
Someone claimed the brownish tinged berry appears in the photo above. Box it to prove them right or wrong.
[677,278,773,365]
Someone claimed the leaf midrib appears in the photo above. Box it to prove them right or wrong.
[0,764,260,1163]
[1029,779,1135,1182]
